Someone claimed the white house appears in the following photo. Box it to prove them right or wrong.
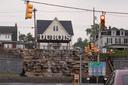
[37,17,74,49]
[0,24,17,48]
[95,27,128,50]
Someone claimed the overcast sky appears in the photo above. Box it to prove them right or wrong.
[0,0,128,43]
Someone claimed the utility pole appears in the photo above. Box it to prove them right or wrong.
[93,8,95,29]
[92,8,95,43]
[79,50,82,84]
[33,8,37,48]
[97,12,105,83]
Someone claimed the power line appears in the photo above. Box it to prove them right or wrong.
[29,0,128,15]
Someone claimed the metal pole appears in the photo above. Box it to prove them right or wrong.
[97,28,101,62]
[96,21,101,84]
[79,48,82,84]
[93,8,95,26]
[33,8,37,48]
[92,7,95,42]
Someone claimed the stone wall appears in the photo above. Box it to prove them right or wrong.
[22,49,88,77]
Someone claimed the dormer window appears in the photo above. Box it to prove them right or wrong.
[121,31,123,35]
[56,26,58,31]
[121,31,124,36]
[116,31,120,36]
[53,26,56,31]
[53,26,59,31]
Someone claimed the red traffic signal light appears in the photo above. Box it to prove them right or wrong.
[100,15,105,28]
[25,1,33,19]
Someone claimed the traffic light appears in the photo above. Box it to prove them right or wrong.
[25,1,33,19]
[100,15,105,28]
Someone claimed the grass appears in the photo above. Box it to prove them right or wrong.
[0,72,20,78]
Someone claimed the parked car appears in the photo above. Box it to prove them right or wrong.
[105,69,128,85]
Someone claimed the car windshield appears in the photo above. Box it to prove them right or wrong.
[123,75,128,85]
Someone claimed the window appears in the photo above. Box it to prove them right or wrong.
[53,26,59,31]
[107,38,108,44]
[121,31,124,35]
[53,26,56,31]
[115,38,122,44]
[115,38,117,44]
[124,38,128,44]
[5,35,7,38]
[119,38,121,44]
[56,26,58,31]
[116,31,120,35]
[111,38,113,44]
[125,31,128,36]
[5,34,10,39]
[107,38,112,44]
[7,44,9,48]
[8,35,9,38]
[124,39,126,44]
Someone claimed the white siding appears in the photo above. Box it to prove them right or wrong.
[4,44,12,48]
[38,18,73,50]
[43,19,69,37]
[16,44,25,49]
[0,34,12,41]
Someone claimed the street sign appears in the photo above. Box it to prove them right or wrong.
[88,61,106,76]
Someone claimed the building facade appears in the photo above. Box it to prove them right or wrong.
[37,17,74,49]
[0,24,17,48]
[95,27,128,50]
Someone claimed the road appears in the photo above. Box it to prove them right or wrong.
[0,83,104,85]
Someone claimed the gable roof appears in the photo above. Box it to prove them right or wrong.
[0,25,17,41]
[0,26,16,33]
[37,19,74,36]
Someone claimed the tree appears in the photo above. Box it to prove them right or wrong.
[19,33,35,49]
[19,33,34,42]
[19,34,26,42]
[74,37,89,48]
[26,33,34,42]
[86,24,99,42]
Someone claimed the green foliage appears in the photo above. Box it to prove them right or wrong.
[19,34,26,42]
[19,33,34,42]
[0,72,20,77]
[86,24,99,42]
[26,33,34,42]
[110,50,128,57]
[100,50,128,58]
[73,37,89,48]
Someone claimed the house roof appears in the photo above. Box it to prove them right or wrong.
[0,25,17,41]
[0,26,16,33]
[37,20,74,36]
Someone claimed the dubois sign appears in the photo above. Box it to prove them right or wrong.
[37,34,71,43]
